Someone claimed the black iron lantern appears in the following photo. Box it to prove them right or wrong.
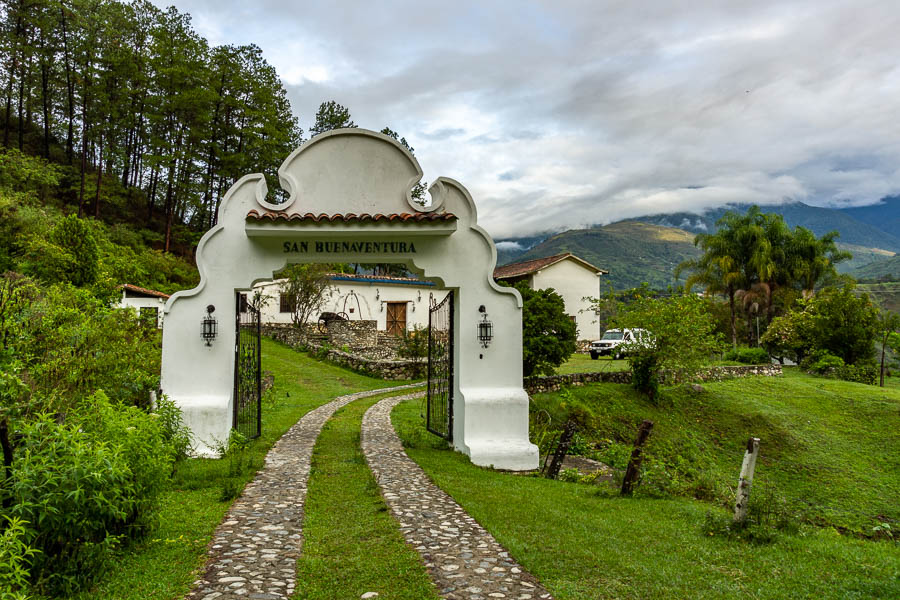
[201,304,217,346]
[477,305,493,348]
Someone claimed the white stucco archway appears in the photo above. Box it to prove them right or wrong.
[160,129,538,471]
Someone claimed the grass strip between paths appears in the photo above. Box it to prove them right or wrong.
[76,338,415,600]
[293,392,441,600]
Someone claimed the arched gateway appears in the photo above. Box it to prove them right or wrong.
[161,129,538,471]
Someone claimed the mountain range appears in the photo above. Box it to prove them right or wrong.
[495,197,900,290]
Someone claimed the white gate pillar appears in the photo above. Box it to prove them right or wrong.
[161,129,538,470]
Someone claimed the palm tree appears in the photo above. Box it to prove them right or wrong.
[788,227,852,297]
[677,219,748,348]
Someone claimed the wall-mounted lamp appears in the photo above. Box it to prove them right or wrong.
[417,290,422,302]
[477,305,493,349]
[201,305,217,346]
[375,288,380,300]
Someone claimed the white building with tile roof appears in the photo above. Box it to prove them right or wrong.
[116,284,169,328]
[493,253,608,341]
[251,273,441,335]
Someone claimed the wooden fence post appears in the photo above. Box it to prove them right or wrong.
[545,419,578,480]
[621,419,653,496]
[733,437,761,523]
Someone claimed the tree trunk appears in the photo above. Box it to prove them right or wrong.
[23,49,33,137]
[3,60,14,148]
[94,135,103,218]
[60,0,75,163]
[164,159,176,253]
[78,121,88,215]
[17,49,26,150]
[728,288,737,348]
[3,14,23,148]
[39,30,51,159]
[146,167,158,225]
[78,52,92,215]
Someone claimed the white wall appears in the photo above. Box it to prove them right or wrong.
[116,293,166,328]
[531,258,602,341]
[252,277,437,331]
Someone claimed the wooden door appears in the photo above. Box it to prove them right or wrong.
[386,302,407,336]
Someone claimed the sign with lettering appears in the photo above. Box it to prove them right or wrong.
[283,240,417,254]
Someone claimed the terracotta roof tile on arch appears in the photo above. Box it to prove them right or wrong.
[246,209,457,223]
[493,252,608,279]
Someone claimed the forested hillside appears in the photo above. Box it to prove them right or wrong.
[644,201,900,252]
[1,0,301,253]
[509,221,702,290]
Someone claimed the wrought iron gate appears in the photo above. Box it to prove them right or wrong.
[233,292,262,439]
[427,291,454,440]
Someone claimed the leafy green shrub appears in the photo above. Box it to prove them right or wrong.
[514,283,577,376]
[214,429,252,501]
[5,415,133,594]
[11,282,160,410]
[613,293,723,401]
[0,516,37,600]
[76,391,175,533]
[686,472,730,503]
[595,441,633,471]
[48,215,99,286]
[803,350,845,374]
[1,392,177,595]
[629,353,661,401]
[314,343,332,361]
[0,148,61,193]
[762,284,879,366]
[634,459,684,498]
[723,346,770,364]
[836,363,877,385]
[702,480,800,544]
[557,468,606,485]
[397,325,428,359]
[155,395,193,461]
[801,351,877,384]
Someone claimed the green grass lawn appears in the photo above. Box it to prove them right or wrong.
[555,352,744,375]
[392,397,900,600]
[528,368,900,534]
[293,394,440,600]
[75,338,410,600]
[556,353,630,374]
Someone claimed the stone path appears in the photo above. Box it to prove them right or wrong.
[362,394,553,600]
[186,383,424,600]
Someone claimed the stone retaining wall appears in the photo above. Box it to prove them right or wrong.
[326,319,377,348]
[261,324,425,380]
[312,347,426,380]
[525,363,781,394]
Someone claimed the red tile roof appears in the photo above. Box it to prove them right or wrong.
[493,252,608,279]
[120,283,170,299]
[327,273,433,284]
[246,210,456,223]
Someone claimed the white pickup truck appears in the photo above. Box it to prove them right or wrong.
[589,328,650,360]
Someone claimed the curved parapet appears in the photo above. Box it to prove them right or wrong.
[276,128,428,216]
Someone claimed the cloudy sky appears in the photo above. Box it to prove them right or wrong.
[151,0,900,239]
